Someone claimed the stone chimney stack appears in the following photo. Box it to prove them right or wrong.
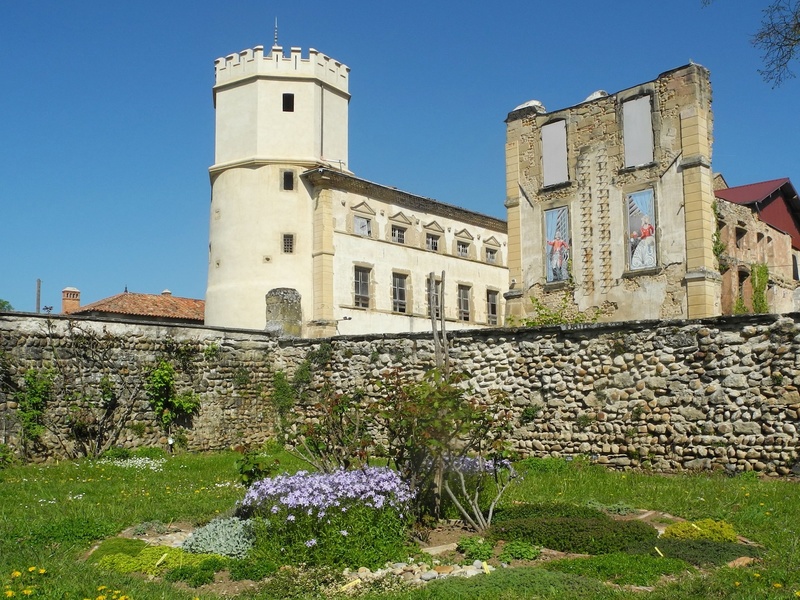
[61,287,80,313]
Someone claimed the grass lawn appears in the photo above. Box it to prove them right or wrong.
[1,450,799,599]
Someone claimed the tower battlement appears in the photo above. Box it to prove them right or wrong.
[214,45,349,94]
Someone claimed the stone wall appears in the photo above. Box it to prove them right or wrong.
[1,312,799,475]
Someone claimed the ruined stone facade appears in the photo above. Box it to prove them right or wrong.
[504,64,720,323]
[714,198,800,315]
[2,313,800,476]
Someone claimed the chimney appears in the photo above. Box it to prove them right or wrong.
[62,287,80,314]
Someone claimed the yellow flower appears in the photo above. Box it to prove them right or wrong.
[5,591,15,598]
[735,582,741,587]
[775,583,783,588]
[96,587,106,592]
[21,591,32,597]
[754,573,761,578]
[26,568,35,573]
[36,570,44,575]
[10,573,20,579]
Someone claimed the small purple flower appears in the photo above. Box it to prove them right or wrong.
[340,530,348,536]
[286,514,296,522]
[305,538,317,547]
[271,505,279,514]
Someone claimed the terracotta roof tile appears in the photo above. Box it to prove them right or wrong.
[72,292,204,322]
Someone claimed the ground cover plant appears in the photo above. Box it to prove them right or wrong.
[1,450,800,599]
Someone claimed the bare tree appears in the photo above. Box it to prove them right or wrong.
[704,0,800,86]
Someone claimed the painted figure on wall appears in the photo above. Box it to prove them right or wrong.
[545,207,570,283]
[627,189,657,270]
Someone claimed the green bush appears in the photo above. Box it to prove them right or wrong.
[542,552,692,586]
[164,564,216,587]
[457,536,494,561]
[96,545,221,576]
[132,446,167,459]
[101,446,132,460]
[182,517,254,559]
[493,502,608,522]
[410,565,614,599]
[662,519,738,543]
[625,538,762,566]
[498,539,541,562]
[234,449,280,487]
[0,443,15,469]
[228,557,280,581]
[489,517,658,554]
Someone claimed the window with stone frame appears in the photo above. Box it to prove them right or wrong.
[426,233,440,252]
[282,233,295,254]
[541,119,568,186]
[457,240,470,258]
[486,290,499,325]
[485,247,497,264]
[622,95,654,168]
[392,273,407,313]
[354,215,372,238]
[457,285,471,321]
[426,276,441,318]
[391,225,406,244]
[354,266,371,308]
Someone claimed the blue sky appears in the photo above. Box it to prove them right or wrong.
[1,1,798,313]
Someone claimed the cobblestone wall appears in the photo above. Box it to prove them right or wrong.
[1,312,799,475]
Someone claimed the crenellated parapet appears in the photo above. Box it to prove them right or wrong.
[214,45,349,94]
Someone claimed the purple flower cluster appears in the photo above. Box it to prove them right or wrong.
[240,467,413,516]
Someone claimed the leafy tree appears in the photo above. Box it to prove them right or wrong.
[0,298,13,312]
[704,0,800,86]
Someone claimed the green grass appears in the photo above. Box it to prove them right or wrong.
[1,452,799,599]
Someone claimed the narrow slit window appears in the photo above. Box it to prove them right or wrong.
[282,170,295,191]
[282,93,295,112]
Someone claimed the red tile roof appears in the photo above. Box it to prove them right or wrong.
[72,292,205,323]
[715,178,800,250]
[714,178,791,205]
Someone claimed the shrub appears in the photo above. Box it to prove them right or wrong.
[182,517,254,559]
[457,536,494,561]
[489,517,658,554]
[132,446,167,459]
[542,552,692,586]
[625,538,762,566]
[0,442,15,469]
[493,502,609,522]
[101,446,132,460]
[164,564,216,587]
[228,557,280,581]
[414,565,612,599]
[498,540,541,562]
[237,467,412,568]
[234,449,281,487]
[96,545,220,576]
[662,518,738,543]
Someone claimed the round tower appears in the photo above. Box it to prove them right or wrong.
[204,45,350,331]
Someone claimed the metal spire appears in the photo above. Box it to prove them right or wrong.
[274,17,278,47]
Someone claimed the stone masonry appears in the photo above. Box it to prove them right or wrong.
[1,312,799,475]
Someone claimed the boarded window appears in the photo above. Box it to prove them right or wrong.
[354,216,372,237]
[541,120,568,186]
[282,170,295,191]
[623,96,654,167]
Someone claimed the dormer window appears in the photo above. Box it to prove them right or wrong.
[354,215,372,237]
[426,233,439,251]
[391,225,406,244]
[457,241,470,257]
